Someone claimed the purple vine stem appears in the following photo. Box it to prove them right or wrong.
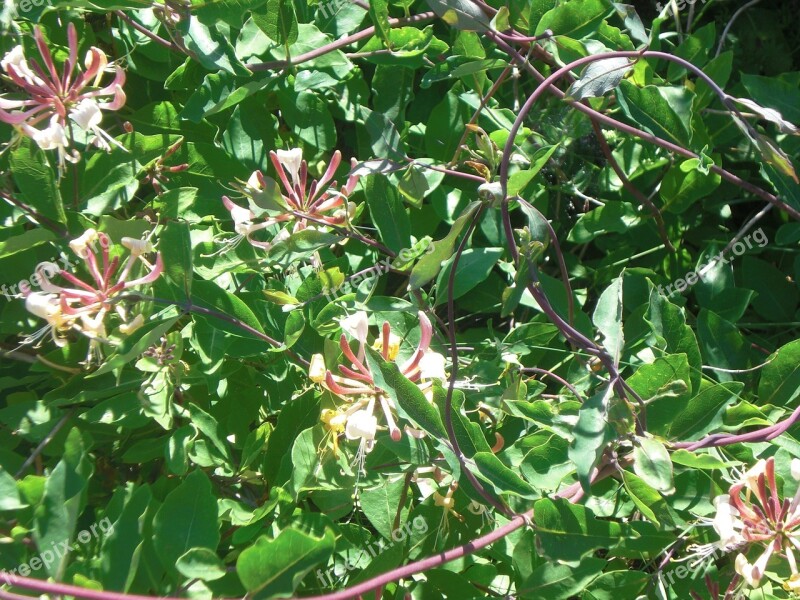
[491,39,800,221]
[248,12,436,72]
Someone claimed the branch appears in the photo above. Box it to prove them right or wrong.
[249,13,436,72]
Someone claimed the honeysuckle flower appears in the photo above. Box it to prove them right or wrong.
[0,23,126,165]
[276,147,302,183]
[433,481,464,539]
[69,98,124,152]
[310,311,447,470]
[121,237,155,256]
[119,314,145,335]
[309,353,327,383]
[28,116,68,152]
[271,148,359,227]
[688,457,800,593]
[340,311,369,348]
[24,292,70,347]
[217,148,359,252]
[419,350,447,380]
[345,409,377,442]
[22,230,162,364]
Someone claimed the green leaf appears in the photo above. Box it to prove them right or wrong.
[616,81,694,147]
[533,498,621,563]
[697,309,749,375]
[10,141,66,225]
[632,436,674,494]
[182,72,277,121]
[660,158,722,213]
[284,311,305,349]
[473,451,537,498]
[425,0,490,31]
[33,428,93,579]
[621,470,673,527]
[268,229,343,264]
[535,0,611,38]
[670,449,740,470]
[365,346,447,439]
[152,470,221,575]
[434,247,503,305]
[176,547,227,581]
[431,383,491,457]
[88,316,180,378]
[368,0,392,48]
[360,476,409,539]
[568,386,614,493]
[159,221,193,297]
[278,90,336,152]
[424,91,470,161]
[593,276,624,367]
[166,425,193,476]
[759,339,800,407]
[363,175,411,253]
[646,290,702,392]
[507,144,559,196]
[185,19,251,76]
[741,72,800,125]
[0,466,26,510]
[190,279,267,337]
[567,201,641,243]
[0,229,56,259]
[355,105,407,161]
[742,257,799,323]
[668,380,742,441]
[236,527,334,597]
[98,485,151,591]
[187,403,234,464]
[410,200,482,289]
[567,57,632,101]
[252,0,298,45]
[520,558,605,599]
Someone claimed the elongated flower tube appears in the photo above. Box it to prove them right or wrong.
[219,148,358,252]
[309,311,446,471]
[0,23,126,164]
[22,230,162,364]
[689,457,800,593]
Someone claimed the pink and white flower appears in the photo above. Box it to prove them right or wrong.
[219,148,359,251]
[23,230,162,364]
[692,457,800,593]
[310,311,446,470]
[0,23,126,164]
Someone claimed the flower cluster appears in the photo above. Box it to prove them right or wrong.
[309,311,446,472]
[23,230,162,364]
[697,457,800,593]
[0,23,126,165]
[220,148,358,251]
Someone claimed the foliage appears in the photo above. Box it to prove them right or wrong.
[0,1,799,599]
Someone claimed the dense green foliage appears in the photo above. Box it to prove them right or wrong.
[1,1,800,599]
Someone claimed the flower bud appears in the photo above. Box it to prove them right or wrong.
[119,314,145,335]
[121,237,154,255]
[69,229,99,257]
[276,148,303,184]
[309,353,326,383]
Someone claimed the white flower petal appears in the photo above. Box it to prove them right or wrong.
[70,99,103,131]
[345,409,377,441]
[276,148,303,183]
[340,311,369,344]
[32,119,68,152]
[419,351,446,380]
